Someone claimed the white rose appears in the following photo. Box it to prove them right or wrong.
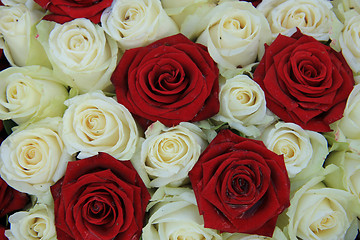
[286,174,359,240]
[332,0,360,22]
[61,91,140,160]
[132,121,207,188]
[0,3,47,67]
[0,117,71,196]
[161,0,217,40]
[260,121,328,179]
[5,204,56,240]
[36,18,119,93]
[222,227,287,240]
[0,66,68,125]
[258,0,339,41]
[332,84,360,154]
[197,0,272,69]
[142,187,222,240]
[325,150,360,210]
[339,12,360,75]
[101,0,179,50]
[213,74,275,137]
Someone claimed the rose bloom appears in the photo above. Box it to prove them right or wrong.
[213,74,275,137]
[0,117,71,196]
[197,1,272,69]
[34,0,112,23]
[5,203,56,240]
[260,121,328,179]
[0,3,44,66]
[51,152,150,240]
[257,0,338,41]
[36,18,119,93]
[132,121,207,188]
[332,0,360,22]
[0,177,29,219]
[142,186,222,240]
[0,66,68,125]
[101,0,179,50]
[61,91,140,160]
[286,175,359,240]
[339,12,360,77]
[253,30,354,132]
[111,33,219,129]
[189,129,290,236]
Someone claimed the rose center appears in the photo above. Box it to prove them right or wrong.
[28,217,47,238]
[82,108,106,140]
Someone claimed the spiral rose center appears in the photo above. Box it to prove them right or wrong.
[82,108,106,140]
[69,34,89,51]
[224,17,245,30]
[232,88,255,105]
[157,137,187,163]
[120,4,144,29]
[28,217,47,238]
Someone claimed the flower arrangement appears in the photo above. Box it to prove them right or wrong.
[0,0,360,239]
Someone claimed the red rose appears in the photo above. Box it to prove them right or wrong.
[189,129,290,237]
[34,0,113,24]
[0,177,29,219]
[111,33,219,129]
[0,225,7,240]
[253,30,354,132]
[51,153,150,240]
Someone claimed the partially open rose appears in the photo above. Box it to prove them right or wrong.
[189,129,290,237]
[111,33,219,129]
[253,30,354,132]
[51,152,150,240]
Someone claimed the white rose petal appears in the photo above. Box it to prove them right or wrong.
[5,204,56,240]
[101,0,179,50]
[36,18,119,93]
[287,175,359,240]
[261,122,328,179]
[197,1,272,69]
[339,12,360,74]
[0,117,71,196]
[142,187,222,240]
[0,66,68,125]
[258,0,339,41]
[213,74,275,137]
[61,91,140,160]
[0,3,44,66]
[133,121,207,188]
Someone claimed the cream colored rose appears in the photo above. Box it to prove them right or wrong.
[196,1,272,69]
[0,3,47,66]
[332,84,360,154]
[36,18,119,93]
[142,187,222,240]
[101,0,179,50]
[258,0,339,41]
[332,0,360,22]
[161,0,217,40]
[5,204,56,240]
[339,12,360,74]
[222,227,287,240]
[286,175,359,240]
[261,122,328,179]
[213,74,275,137]
[325,150,360,210]
[132,121,207,188]
[0,117,71,196]
[0,66,68,125]
[61,91,140,160]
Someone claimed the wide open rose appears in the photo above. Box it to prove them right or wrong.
[111,33,219,129]
[51,152,150,240]
[34,0,112,24]
[253,30,355,132]
[188,129,290,237]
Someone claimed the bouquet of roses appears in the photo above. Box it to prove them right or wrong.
[0,0,360,239]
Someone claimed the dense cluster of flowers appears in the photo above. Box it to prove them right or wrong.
[0,0,360,239]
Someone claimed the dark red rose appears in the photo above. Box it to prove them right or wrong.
[111,33,219,129]
[253,30,354,132]
[50,152,150,240]
[0,177,29,219]
[0,225,7,240]
[34,0,113,24]
[189,129,290,237]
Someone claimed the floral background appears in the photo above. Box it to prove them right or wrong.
[0,0,360,239]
